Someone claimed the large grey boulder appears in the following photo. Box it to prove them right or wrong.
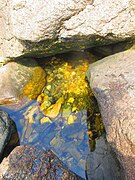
[0,0,134,59]
[86,50,135,180]
[0,58,46,105]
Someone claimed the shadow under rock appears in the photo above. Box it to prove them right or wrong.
[0,110,20,163]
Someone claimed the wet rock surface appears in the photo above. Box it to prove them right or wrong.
[0,145,83,180]
[0,110,19,162]
[87,50,135,180]
[86,135,122,180]
[0,58,46,104]
[0,0,134,59]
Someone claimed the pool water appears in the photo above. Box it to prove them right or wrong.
[0,52,104,179]
[0,98,90,178]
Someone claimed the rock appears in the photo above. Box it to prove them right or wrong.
[0,58,46,105]
[0,110,19,162]
[0,145,83,179]
[86,50,135,180]
[86,135,122,180]
[0,0,135,59]
[89,41,134,60]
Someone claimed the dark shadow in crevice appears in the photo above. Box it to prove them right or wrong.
[0,110,20,163]
[87,40,134,60]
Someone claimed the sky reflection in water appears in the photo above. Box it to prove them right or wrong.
[0,98,90,179]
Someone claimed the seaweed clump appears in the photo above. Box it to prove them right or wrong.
[37,53,104,151]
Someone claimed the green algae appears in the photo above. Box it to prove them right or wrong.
[21,35,122,58]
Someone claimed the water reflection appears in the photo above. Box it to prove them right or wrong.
[0,97,90,179]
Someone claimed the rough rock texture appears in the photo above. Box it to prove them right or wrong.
[86,50,135,180]
[0,145,83,179]
[0,0,134,59]
[86,135,122,180]
[0,58,46,105]
[0,110,19,162]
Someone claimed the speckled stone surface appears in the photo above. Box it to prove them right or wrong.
[0,145,84,179]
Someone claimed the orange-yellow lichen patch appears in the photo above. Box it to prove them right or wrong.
[23,67,46,99]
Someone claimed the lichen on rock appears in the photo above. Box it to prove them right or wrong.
[0,58,46,105]
[23,66,46,99]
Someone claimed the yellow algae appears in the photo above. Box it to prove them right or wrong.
[36,53,104,150]
[87,131,93,137]
[23,67,46,100]
[72,107,78,113]
[40,117,52,124]
[37,93,44,104]
[43,97,64,118]
[40,95,51,110]
[94,113,104,136]
[68,115,77,124]
[38,56,95,114]
[71,71,76,75]
[46,85,51,91]
[67,97,74,104]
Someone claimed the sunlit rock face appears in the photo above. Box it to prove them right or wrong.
[0,146,83,179]
[87,50,135,180]
[10,0,91,41]
[0,0,134,59]
[0,58,46,105]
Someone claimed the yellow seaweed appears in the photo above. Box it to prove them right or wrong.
[68,115,77,124]
[67,97,74,104]
[40,117,52,124]
[35,54,104,151]
[43,97,64,118]
[23,67,46,99]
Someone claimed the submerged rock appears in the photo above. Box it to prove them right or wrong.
[0,0,134,59]
[0,145,83,179]
[0,110,19,162]
[0,58,46,105]
[86,135,122,180]
[87,50,135,180]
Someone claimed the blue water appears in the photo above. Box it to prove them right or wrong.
[0,98,90,179]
